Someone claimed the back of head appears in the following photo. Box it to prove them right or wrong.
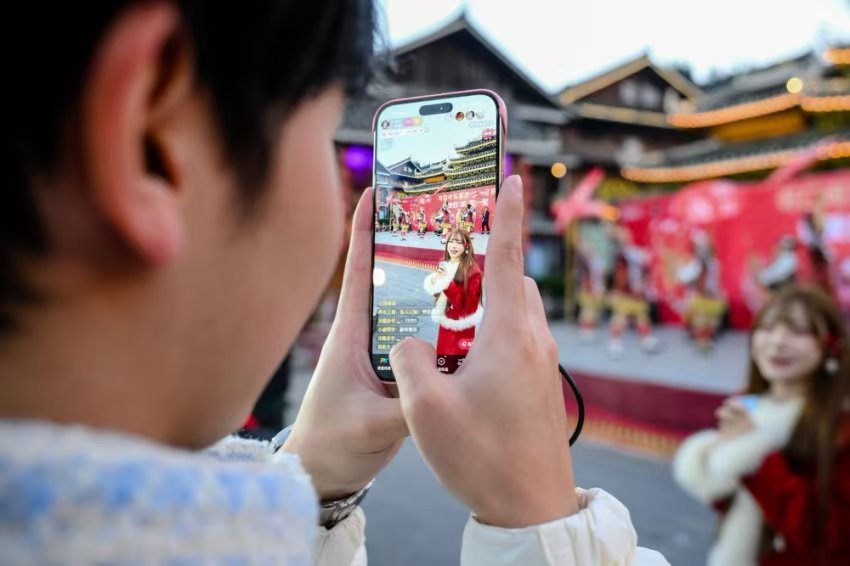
[0,1,378,447]
[3,0,377,329]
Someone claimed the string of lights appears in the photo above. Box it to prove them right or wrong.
[621,140,850,183]
[669,78,850,128]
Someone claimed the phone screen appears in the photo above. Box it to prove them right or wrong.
[370,92,503,381]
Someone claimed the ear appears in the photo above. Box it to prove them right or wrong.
[81,2,188,266]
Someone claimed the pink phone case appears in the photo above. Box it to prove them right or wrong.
[371,89,508,138]
[370,90,507,382]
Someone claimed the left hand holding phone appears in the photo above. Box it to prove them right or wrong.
[281,188,408,501]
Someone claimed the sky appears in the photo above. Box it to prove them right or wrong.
[376,0,850,91]
[376,93,498,165]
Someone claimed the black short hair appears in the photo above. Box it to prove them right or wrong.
[1,0,377,331]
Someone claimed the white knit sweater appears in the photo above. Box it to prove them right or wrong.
[0,419,667,565]
[0,420,361,565]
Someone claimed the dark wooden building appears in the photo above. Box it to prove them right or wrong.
[623,50,850,186]
[554,54,703,200]
[336,13,568,180]
[335,13,571,308]
[333,15,850,318]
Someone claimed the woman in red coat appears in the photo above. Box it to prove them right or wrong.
[674,286,850,565]
[423,228,483,359]
[741,417,850,565]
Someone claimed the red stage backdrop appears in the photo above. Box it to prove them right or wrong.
[618,170,850,328]
[395,185,497,233]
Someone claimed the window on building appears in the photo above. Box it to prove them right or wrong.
[663,88,681,113]
[640,85,660,109]
[620,81,638,106]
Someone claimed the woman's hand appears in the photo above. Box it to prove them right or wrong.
[282,188,407,501]
[716,398,755,439]
[391,176,579,528]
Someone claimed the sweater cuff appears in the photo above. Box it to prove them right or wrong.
[460,488,669,565]
[314,507,366,566]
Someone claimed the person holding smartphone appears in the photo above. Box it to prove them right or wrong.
[423,229,484,360]
[0,1,665,564]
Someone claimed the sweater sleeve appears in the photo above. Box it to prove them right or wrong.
[206,436,368,566]
[742,449,850,554]
[460,488,669,566]
[314,507,367,566]
[204,435,272,462]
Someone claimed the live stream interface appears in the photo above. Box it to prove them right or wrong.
[371,93,499,377]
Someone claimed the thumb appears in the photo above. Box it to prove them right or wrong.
[390,337,446,412]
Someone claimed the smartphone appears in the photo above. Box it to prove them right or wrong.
[736,394,760,414]
[370,90,506,381]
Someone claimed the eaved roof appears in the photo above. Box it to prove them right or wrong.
[557,52,703,105]
[392,11,561,110]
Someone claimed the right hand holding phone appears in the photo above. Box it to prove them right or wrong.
[391,176,579,528]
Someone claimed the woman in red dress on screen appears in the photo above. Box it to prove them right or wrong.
[423,228,483,359]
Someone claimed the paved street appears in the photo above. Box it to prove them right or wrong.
[286,359,716,566]
[372,260,439,347]
[361,439,714,566]
[294,289,739,566]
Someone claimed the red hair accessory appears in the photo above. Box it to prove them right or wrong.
[825,334,843,375]
[825,334,844,357]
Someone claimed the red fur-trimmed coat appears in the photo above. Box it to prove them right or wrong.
[741,417,850,565]
[423,261,483,356]
[675,397,850,565]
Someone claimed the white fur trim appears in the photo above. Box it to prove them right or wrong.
[423,261,459,296]
[432,296,484,331]
[444,260,460,279]
[707,489,762,566]
[708,397,802,480]
[673,430,735,503]
[424,273,451,296]
[674,397,802,503]
[673,396,803,566]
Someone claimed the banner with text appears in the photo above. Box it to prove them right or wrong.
[618,170,850,328]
